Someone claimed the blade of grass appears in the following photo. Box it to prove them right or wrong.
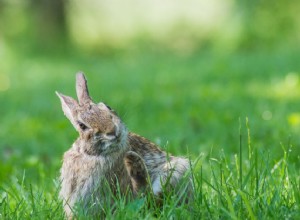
[238,189,256,220]
[239,117,243,217]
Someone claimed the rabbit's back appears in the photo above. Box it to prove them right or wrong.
[128,133,191,196]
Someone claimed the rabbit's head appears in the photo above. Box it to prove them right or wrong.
[56,72,127,156]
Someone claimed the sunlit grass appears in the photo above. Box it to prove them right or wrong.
[246,72,300,100]
[1,123,299,219]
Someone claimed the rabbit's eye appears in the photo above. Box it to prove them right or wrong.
[78,122,88,131]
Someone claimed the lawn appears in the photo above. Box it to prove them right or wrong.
[0,45,300,219]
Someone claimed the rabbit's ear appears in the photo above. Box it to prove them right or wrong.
[76,72,92,105]
[56,92,79,129]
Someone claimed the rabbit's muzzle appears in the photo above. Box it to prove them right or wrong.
[91,124,126,155]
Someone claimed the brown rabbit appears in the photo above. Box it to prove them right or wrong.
[57,73,191,218]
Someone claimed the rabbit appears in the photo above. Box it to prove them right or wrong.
[57,72,192,218]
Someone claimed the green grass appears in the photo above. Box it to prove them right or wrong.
[0,45,300,219]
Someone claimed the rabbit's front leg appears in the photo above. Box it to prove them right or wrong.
[124,151,149,195]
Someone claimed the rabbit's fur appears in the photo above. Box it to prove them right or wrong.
[57,73,191,218]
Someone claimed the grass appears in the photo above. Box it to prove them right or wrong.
[0,44,300,219]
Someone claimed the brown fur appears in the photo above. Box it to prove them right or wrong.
[57,73,192,218]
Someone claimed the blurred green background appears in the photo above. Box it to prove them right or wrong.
[0,0,300,186]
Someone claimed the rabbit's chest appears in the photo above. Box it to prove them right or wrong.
[61,151,129,198]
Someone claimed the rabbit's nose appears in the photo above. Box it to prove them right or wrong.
[106,124,118,137]
[106,129,116,138]
[94,131,102,139]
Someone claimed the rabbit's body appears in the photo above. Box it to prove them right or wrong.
[57,73,191,218]
[60,138,131,217]
[128,133,190,195]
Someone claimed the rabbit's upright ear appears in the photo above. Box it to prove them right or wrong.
[76,72,92,105]
[56,92,79,130]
